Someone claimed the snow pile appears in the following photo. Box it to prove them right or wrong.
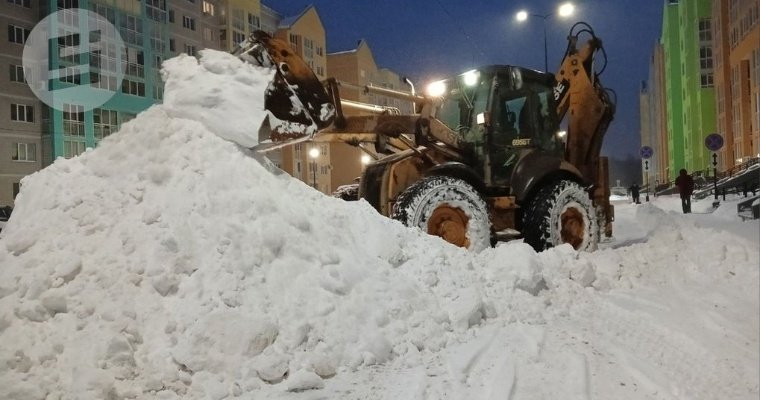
[0,50,757,400]
[0,51,548,399]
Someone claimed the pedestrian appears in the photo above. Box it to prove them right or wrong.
[674,168,694,214]
[629,183,641,204]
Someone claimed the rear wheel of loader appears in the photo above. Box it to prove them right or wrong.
[391,176,491,252]
[522,179,598,252]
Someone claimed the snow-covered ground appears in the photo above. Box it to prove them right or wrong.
[0,50,757,400]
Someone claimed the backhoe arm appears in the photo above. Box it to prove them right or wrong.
[554,22,616,237]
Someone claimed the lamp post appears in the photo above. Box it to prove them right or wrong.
[515,2,575,72]
[309,147,319,189]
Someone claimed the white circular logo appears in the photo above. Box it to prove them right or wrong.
[22,8,126,112]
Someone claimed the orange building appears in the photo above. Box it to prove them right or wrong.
[712,0,760,169]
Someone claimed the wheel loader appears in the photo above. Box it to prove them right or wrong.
[233,22,616,252]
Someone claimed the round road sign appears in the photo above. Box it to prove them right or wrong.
[639,146,654,159]
[704,133,724,152]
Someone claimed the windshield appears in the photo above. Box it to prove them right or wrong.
[434,70,492,147]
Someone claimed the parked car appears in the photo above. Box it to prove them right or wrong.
[0,206,12,233]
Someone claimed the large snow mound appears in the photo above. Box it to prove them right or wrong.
[0,50,757,400]
[0,50,548,399]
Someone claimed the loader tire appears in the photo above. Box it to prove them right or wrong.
[392,175,490,252]
[522,179,598,252]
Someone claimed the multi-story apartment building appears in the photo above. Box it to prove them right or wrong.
[660,0,716,181]
[640,42,669,185]
[326,40,416,192]
[37,0,168,170]
[712,0,760,169]
[0,0,40,206]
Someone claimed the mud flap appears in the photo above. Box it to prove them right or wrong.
[232,30,336,146]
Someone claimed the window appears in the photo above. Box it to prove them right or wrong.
[184,44,196,57]
[316,46,323,56]
[90,3,116,24]
[63,140,86,158]
[10,104,34,122]
[93,108,118,140]
[248,13,260,32]
[7,0,31,7]
[203,27,214,42]
[303,37,313,59]
[9,64,24,82]
[152,85,163,100]
[203,1,215,16]
[12,143,36,161]
[169,38,175,52]
[8,25,31,44]
[91,73,118,91]
[232,30,245,45]
[168,9,174,23]
[698,18,711,42]
[62,103,84,136]
[121,79,145,96]
[699,46,713,69]
[120,15,143,45]
[146,0,167,22]
[182,16,196,31]
[700,73,714,87]
[57,0,79,9]
[59,66,82,84]
[122,47,145,77]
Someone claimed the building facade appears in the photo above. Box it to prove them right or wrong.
[0,0,41,206]
[712,0,760,168]
[659,0,717,181]
[0,1,412,203]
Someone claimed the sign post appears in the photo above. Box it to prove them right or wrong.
[704,133,724,207]
[640,146,653,202]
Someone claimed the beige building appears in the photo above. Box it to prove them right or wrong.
[270,5,334,192]
[0,0,42,206]
[641,42,669,185]
[325,39,416,192]
[712,0,760,169]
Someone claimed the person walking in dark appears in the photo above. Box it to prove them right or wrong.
[629,183,641,204]
[675,168,694,213]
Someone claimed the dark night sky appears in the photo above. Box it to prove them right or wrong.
[262,0,664,159]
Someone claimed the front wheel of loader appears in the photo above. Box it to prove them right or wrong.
[522,180,598,252]
[391,176,491,252]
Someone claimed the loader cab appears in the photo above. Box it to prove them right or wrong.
[432,66,562,185]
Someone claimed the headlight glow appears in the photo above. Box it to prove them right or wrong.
[462,70,479,87]
[426,80,446,97]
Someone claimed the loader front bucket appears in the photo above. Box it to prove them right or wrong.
[233,30,336,143]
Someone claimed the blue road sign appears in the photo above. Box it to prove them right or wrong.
[639,146,654,159]
[704,133,724,152]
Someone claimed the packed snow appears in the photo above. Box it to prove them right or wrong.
[0,50,757,400]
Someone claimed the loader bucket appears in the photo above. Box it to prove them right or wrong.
[233,30,336,143]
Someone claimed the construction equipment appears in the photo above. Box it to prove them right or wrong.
[234,23,616,252]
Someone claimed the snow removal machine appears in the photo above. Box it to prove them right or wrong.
[233,22,616,252]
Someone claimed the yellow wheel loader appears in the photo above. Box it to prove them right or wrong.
[234,23,616,252]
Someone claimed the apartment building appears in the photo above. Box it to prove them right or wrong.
[270,5,332,192]
[640,42,669,184]
[326,40,416,192]
[0,0,41,206]
[712,0,760,169]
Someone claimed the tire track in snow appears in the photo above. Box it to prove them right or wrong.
[561,292,757,400]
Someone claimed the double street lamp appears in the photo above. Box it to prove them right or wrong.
[515,2,575,72]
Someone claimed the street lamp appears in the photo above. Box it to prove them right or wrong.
[309,147,319,189]
[515,2,575,72]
